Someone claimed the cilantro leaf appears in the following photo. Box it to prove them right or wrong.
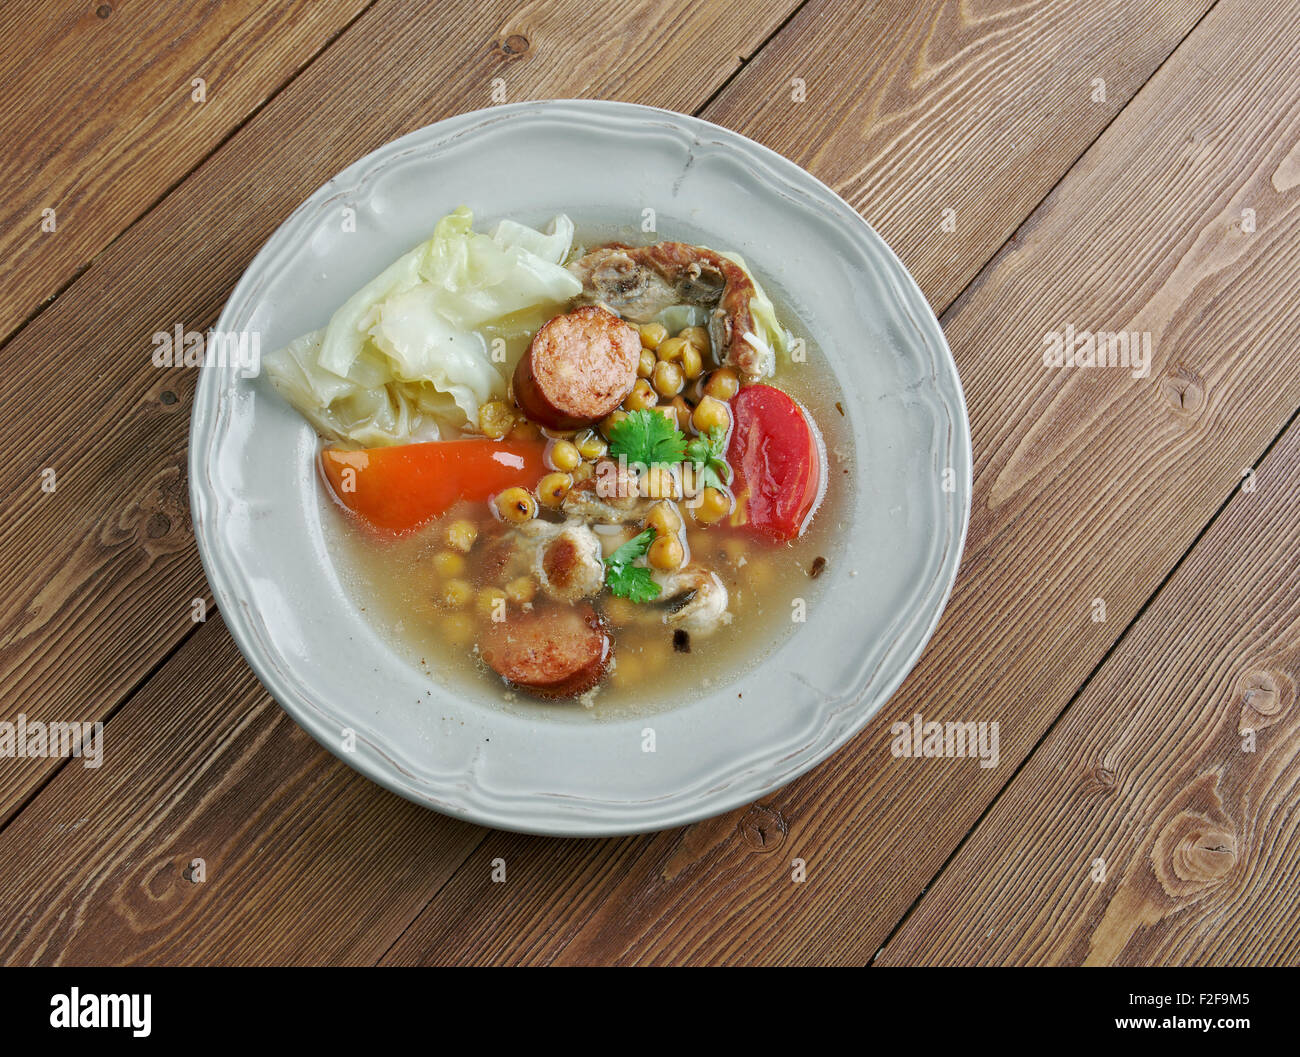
[607,410,685,467]
[606,564,661,604]
[603,528,661,603]
[684,425,733,492]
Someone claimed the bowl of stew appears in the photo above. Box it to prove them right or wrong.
[190,100,971,835]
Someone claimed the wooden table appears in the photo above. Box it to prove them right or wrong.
[1,0,1297,967]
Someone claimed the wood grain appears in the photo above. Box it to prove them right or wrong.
[384,0,1300,965]
[878,415,1300,965]
[0,613,487,965]
[0,0,806,828]
[0,0,373,341]
[704,0,1213,313]
[4,0,1292,967]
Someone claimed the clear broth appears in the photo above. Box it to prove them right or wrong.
[325,263,850,718]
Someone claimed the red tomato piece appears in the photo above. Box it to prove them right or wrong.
[726,384,823,541]
[320,439,548,535]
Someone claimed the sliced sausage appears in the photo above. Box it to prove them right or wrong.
[480,603,612,699]
[513,306,640,429]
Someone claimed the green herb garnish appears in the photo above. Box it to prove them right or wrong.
[684,425,733,492]
[603,528,661,603]
[607,409,685,466]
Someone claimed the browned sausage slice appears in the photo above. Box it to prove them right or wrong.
[480,603,612,699]
[513,306,640,429]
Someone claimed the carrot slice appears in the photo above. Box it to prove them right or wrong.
[320,439,548,534]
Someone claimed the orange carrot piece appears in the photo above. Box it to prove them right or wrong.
[319,439,548,534]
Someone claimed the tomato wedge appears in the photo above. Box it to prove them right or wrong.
[726,384,824,541]
[320,439,548,535]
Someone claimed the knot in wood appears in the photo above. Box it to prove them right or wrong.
[1153,808,1237,897]
[1236,668,1293,735]
[1159,364,1206,415]
[500,34,530,56]
[739,804,787,852]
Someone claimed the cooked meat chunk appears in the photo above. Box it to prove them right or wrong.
[567,241,772,381]
[537,525,605,602]
[653,564,731,636]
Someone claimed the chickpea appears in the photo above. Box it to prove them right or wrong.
[641,465,680,500]
[571,460,595,485]
[678,325,710,352]
[445,519,478,553]
[648,533,685,571]
[505,576,536,605]
[637,349,656,379]
[441,578,474,608]
[667,395,693,431]
[432,550,466,578]
[549,439,581,472]
[495,487,537,523]
[537,471,573,508]
[508,419,543,442]
[691,395,731,434]
[477,586,508,622]
[477,399,516,440]
[656,336,690,363]
[646,501,682,537]
[442,613,476,647]
[743,558,774,589]
[575,429,608,460]
[602,594,640,626]
[679,343,703,380]
[703,367,740,401]
[692,486,731,525]
[598,458,639,501]
[651,360,684,397]
[721,537,748,566]
[599,409,629,438]
[651,404,678,430]
[638,322,668,350]
[623,378,658,412]
[612,653,642,686]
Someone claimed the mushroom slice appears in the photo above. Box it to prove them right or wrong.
[653,564,731,637]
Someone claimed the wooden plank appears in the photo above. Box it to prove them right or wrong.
[383,0,1300,965]
[0,613,487,966]
[878,415,1300,965]
[0,0,807,827]
[703,0,1215,312]
[0,0,1227,967]
[0,0,374,341]
[0,0,1244,965]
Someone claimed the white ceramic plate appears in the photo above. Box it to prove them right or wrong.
[190,100,970,836]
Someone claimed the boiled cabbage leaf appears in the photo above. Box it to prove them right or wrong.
[264,207,580,444]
